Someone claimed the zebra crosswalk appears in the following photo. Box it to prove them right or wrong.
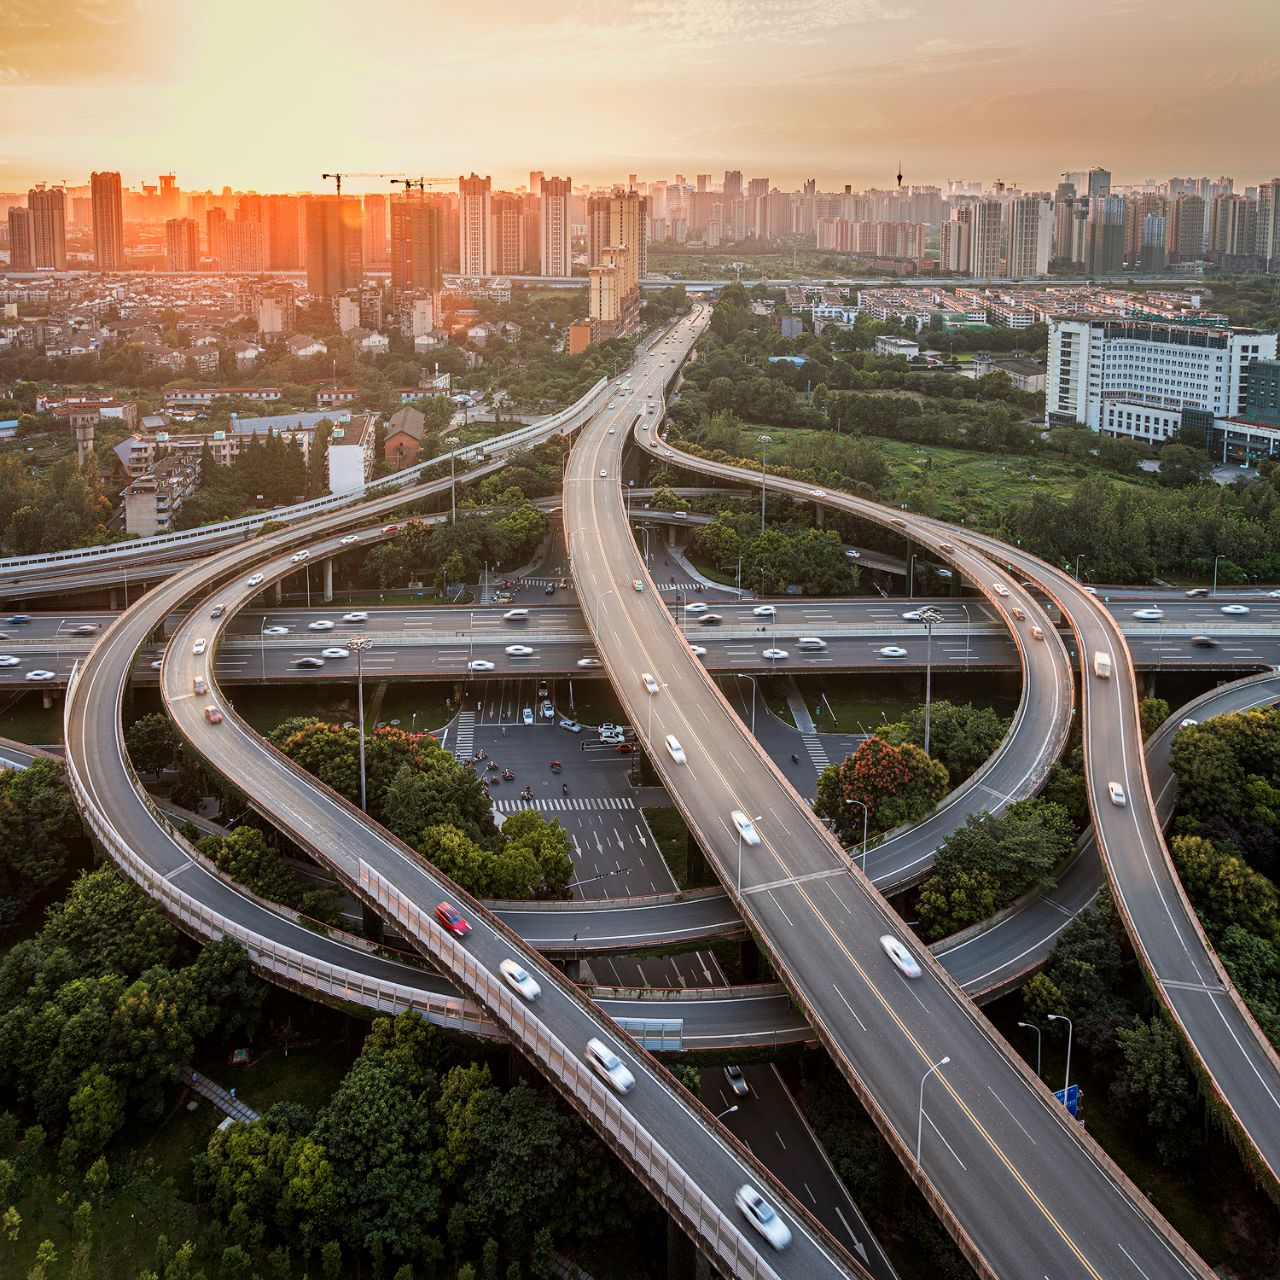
[800,732,831,772]
[491,796,638,813]
[451,711,476,760]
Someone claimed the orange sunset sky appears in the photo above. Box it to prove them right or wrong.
[2,0,1278,193]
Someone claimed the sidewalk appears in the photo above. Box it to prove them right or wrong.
[784,677,816,734]
[185,1068,260,1124]
[666,546,747,598]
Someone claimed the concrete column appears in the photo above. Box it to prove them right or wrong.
[667,1218,695,1280]
[109,589,118,611]
[739,935,761,983]
[815,504,825,528]
[273,580,283,605]
[41,689,54,711]
[323,557,334,604]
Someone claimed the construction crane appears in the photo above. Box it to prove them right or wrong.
[391,177,456,194]
[320,171,405,195]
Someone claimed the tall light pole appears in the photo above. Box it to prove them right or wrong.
[715,1104,739,1122]
[918,606,944,756]
[908,553,919,598]
[1074,554,1085,582]
[758,434,772,533]
[595,588,616,636]
[1212,553,1225,597]
[446,436,461,523]
[916,1055,951,1168]
[732,673,757,736]
[959,602,971,669]
[1048,1013,1073,1105]
[1018,1020,1042,1078]
[844,798,869,872]
[349,635,373,812]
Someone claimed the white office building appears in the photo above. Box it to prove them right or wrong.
[1046,316,1277,443]
[326,412,378,493]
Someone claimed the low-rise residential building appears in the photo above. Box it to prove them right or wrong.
[317,386,358,407]
[123,454,201,536]
[383,405,426,467]
[874,335,920,359]
[163,387,282,408]
[327,412,377,492]
[347,327,390,357]
[286,334,327,358]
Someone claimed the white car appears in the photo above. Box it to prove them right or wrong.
[665,735,686,765]
[150,658,164,669]
[846,549,861,559]
[641,672,661,695]
[342,611,368,622]
[263,625,289,636]
[734,1185,791,1251]
[689,644,707,656]
[810,489,826,498]
[321,648,350,659]
[522,707,534,726]
[26,670,55,681]
[290,550,310,563]
[540,699,554,720]
[902,609,922,621]
[559,718,582,733]
[1108,781,1127,806]
[752,605,776,617]
[879,646,908,658]
[1132,608,1164,621]
[467,659,495,672]
[599,469,608,478]
[797,637,826,651]
[1269,590,1280,599]
[731,810,760,846]
[506,644,533,656]
[608,427,616,435]
[685,602,710,614]
[499,958,541,1001]
[762,648,788,660]
[339,535,359,545]
[576,657,601,668]
[0,656,18,667]
[1220,604,1251,615]
[307,620,335,631]
[992,583,1010,597]
[585,1037,635,1095]
[879,934,922,979]
[246,573,264,587]
[192,638,207,656]
[294,656,325,669]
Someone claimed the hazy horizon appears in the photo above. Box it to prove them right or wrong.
[3,0,1278,193]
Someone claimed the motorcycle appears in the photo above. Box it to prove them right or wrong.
[502,769,515,781]
[791,753,800,764]
[561,782,569,795]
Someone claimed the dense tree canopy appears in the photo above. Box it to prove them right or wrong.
[814,736,949,840]
[880,700,1010,783]
[0,757,83,934]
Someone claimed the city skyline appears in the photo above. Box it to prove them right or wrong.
[3,0,1278,193]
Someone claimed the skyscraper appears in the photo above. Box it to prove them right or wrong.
[1053,183,1077,262]
[390,195,442,296]
[539,176,572,277]
[968,198,1003,276]
[1207,194,1252,263]
[164,218,199,271]
[490,192,526,275]
[27,187,66,270]
[1087,195,1125,275]
[1086,167,1111,199]
[1257,179,1280,272]
[206,207,229,266]
[304,196,363,296]
[91,171,125,270]
[1005,196,1051,277]
[1165,194,1206,263]
[723,170,743,200]
[363,194,390,267]
[264,195,302,270]
[7,208,32,271]
[587,190,647,296]
[458,174,492,275]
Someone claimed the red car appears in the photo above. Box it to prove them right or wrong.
[435,902,471,938]
[382,524,400,535]
[204,706,223,724]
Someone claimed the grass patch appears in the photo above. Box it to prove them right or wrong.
[643,806,714,889]
[0,692,64,745]
[794,672,1020,737]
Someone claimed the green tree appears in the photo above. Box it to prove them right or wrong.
[59,1066,125,1168]
[197,828,299,909]
[1112,1017,1197,1164]
[814,737,948,838]
[879,700,1009,782]
[125,713,178,781]
[0,757,82,933]
[1157,443,1211,488]
[1140,696,1171,739]
[1170,834,1278,939]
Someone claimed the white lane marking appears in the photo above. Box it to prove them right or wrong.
[924,1111,966,1170]
[832,984,867,1031]
[987,1085,1039,1146]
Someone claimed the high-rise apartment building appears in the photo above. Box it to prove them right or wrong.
[1005,196,1051,277]
[1086,196,1125,275]
[1255,179,1280,272]
[363,194,390,267]
[938,215,970,272]
[1165,194,1206,263]
[1053,184,1077,262]
[28,186,67,270]
[1140,215,1168,272]
[490,192,527,275]
[1207,194,1253,263]
[1046,317,1276,441]
[458,174,493,275]
[1086,167,1111,199]
[206,208,228,264]
[539,176,572,277]
[164,218,199,271]
[224,218,264,273]
[587,189,647,296]
[723,171,743,201]
[6,208,32,270]
[528,171,544,196]
[390,195,442,296]
[258,284,296,339]
[91,171,125,270]
[967,198,1003,276]
[1123,193,1166,266]
[264,195,302,270]
[304,196,363,296]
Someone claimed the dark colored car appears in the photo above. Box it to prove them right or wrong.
[698,614,723,626]
[723,1064,749,1097]
[544,583,555,595]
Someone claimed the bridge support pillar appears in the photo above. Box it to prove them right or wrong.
[41,689,54,711]
[273,580,283,605]
[360,903,384,944]
[815,504,825,528]
[109,589,119,610]
[666,1216,696,1280]
[322,557,334,604]
[739,935,761,983]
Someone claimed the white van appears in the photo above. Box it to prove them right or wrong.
[797,637,827,651]
[665,735,686,765]
[503,609,529,622]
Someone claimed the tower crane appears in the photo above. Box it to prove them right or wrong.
[391,177,457,194]
[320,172,405,195]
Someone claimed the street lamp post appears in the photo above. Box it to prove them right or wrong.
[1212,553,1226,597]
[1074,554,1086,582]
[732,673,757,736]
[595,588,616,635]
[959,603,971,669]
[715,1104,739,1122]
[758,434,773,533]
[1047,1013,1073,1104]
[446,436,461,523]
[908,553,919,598]
[916,1055,951,1168]
[845,798,869,873]
[1018,1020,1042,1078]
[918,606,944,756]
[349,635,374,812]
